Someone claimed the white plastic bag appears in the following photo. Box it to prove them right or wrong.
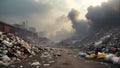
[104,54,114,61]
[2,40,12,47]
[111,57,119,64]
[118,58,120,64]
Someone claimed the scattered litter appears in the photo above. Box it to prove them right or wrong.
[43,64,50,66]
[20,65,23,68]
[111,57,119,64]
[31,62,41,66]
[36,66,39,68]
[48,60,55,63]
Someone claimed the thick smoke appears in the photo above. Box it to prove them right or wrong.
[67,0,120,38]
[68,9,89,37]
[1,0,119,42]
[86,0,120,29]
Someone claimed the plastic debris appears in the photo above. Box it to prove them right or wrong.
[88,54,96,59]
[31,62,41,66]
[20,65,23,68]
[36,66,39,68]
[43,64,50,66]
[111,57,119,64]
[104,54,115,61]
[97,52,106,59]
[48,60,55,63]
[0,32,43,67]
[79,53,87,58]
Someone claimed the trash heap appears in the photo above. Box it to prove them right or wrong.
[0,32,37,66]
[10,47,60,68]
[79,31,120,65]
[0,32,62,68]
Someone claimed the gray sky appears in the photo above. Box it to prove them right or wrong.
[0,0,108,41]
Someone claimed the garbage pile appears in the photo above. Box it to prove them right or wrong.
[0,32,38,67]
[79,30,120,65]
[10,47,62,68]
[0,32,62,68]
[79,52,120,65]
[40,51,55,67]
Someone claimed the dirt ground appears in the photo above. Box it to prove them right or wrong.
[2,48,120,68]
[46,49,119,68]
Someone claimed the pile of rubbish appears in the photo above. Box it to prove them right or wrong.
[79,30,120,65]
[0,32,40,67]
[0,32,63,68]
[79,52,120,65]
[8,47,61,68]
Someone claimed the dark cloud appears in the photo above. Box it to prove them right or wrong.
[0,0,52,16]
[67,0,120,38]
[86,0,120,29]
[68,9,89,37]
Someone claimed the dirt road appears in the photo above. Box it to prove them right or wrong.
[3,48,119,68]
[46,49,119,68]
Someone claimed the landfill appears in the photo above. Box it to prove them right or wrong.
[78,28,120,65]
[0,32,61,68]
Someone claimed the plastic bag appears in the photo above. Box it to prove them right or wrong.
[97,52,106,59]
[111,57,119,64]
[2,55,11,61]
[2,40,12,47]
[31,62,41,66]
[79,53,87,58]
[104,54,114,61]
[88,54,96,59]
[118,58,120,65]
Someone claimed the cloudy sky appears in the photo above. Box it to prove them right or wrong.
[1,0,117,41]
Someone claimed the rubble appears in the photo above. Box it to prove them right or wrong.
[78,27,120,65]
[0,32,59,68]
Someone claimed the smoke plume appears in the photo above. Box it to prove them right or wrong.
[68,9,89,37]
[86,0,120,29]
